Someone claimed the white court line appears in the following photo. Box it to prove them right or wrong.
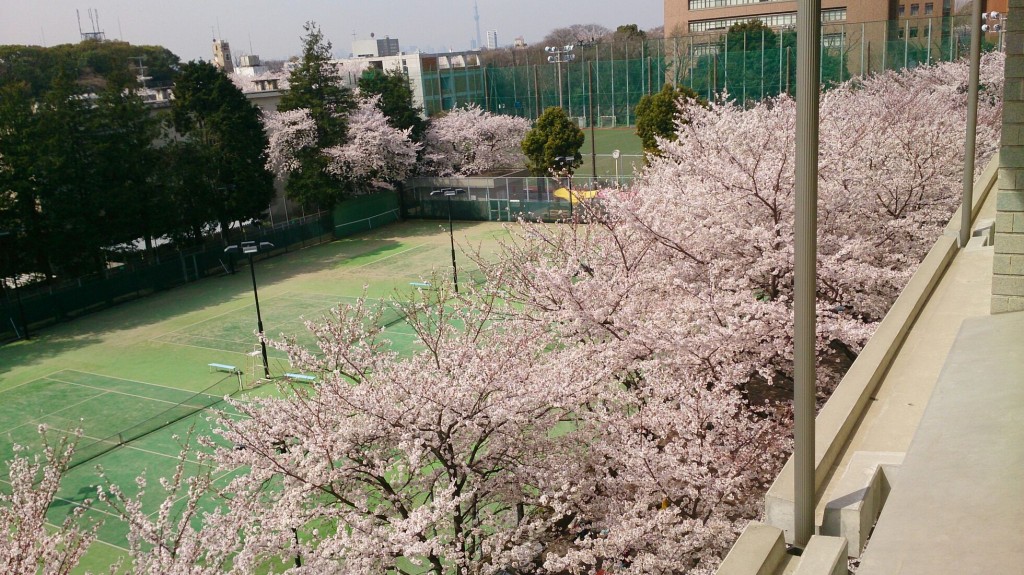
[47,377,206,408]
[151,291,294,340]
[144,466,242,520]
[153,338,291,363]
[0,368,82,396]
[59,369,205,393]
[351,243,427,268]
[0,391,111,436]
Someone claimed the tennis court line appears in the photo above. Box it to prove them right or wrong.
[58,369,211,394]
[0,391,111,437]
[159,332,256,346]
[351,243,427,268]
[144,466,240,522]
[151,289,316,343]
[47,377,218,409]
[0,368,76,396]
[152,337,290,361]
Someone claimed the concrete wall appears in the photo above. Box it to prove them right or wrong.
[993,0,1024,313]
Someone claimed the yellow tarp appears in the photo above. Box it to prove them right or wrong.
[553,188,599,203]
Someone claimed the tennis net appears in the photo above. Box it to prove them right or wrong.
[67,373,240,470]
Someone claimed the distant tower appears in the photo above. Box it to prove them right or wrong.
[486,30,498,50]
[213,39,234,73]
[77,8,106,42]
[474,0,482,53]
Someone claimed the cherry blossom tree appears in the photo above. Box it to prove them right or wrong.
[420,105,531,176]
[98,436,245,575]
[264,95,419,196]
[322,95,421,192]
[38,56,1001,575]
[1,428,97,575]
[263,108,318,175]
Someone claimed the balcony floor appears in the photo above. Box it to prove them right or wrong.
[855,307,1024,574]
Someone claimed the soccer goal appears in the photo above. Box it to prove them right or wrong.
[599,115,617,128]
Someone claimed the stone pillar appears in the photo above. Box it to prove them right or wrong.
[993,1,1024,313]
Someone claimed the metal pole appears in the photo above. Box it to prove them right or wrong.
[904,20,909,70]
[960,0,982,248]
[589,61,597,178]
[248,253,270,378]
[447,196,459,294]
[861,23,866,77]
[12,275,29,340]
[794,0,821,549]
[568,172,573,221]
[557,59,564,109]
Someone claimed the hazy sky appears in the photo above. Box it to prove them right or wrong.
[3,1,664,62]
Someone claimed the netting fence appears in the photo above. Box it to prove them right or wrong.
[1,213,334,344]
[332,190,401,238]
[445,15,997,125]
[67,372,241,471]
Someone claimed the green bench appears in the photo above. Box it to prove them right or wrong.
[284,372,316,383]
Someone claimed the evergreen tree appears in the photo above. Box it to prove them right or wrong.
[277,22,356,207]
[357,68,426,142]
[634,83,702,154]
[171,60,275,245]
[520,107,585,176]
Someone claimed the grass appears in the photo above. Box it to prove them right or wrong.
[578,127,644,180]
[0,219,512,573]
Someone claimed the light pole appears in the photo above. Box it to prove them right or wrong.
[554,156,575,221]
[982,11,1007,52]
[224,241,274,378]
[430,188,465,294]
[545,45,575,110]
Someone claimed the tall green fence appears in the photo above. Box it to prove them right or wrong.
[332,191,401,238]
[0,213,333,344]
[442,16,997,125]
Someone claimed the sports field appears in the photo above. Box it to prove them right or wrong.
[0,219,510,572]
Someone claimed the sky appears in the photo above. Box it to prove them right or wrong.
[2,1,664,63]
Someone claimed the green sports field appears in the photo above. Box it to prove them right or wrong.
[0,219,511,572]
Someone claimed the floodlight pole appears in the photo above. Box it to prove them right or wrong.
[225,241,274,378]
[546,45,576,110]
[431,188,465,294]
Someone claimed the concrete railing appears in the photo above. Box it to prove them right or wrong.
[761,153,1000,544]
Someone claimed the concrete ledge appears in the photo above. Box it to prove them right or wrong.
[715,522,787,575]
[792,536,849,575]
[764,154,999,543]
[821,451,904,557]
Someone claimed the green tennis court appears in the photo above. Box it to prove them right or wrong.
[0,370,240,550]
[0,219,510,572]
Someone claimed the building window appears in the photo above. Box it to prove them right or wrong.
[688,0,785,9]
[924,3,934,15]
[910,3,919,15]
[688,8,846,33]
[899,4,906,17]
[909,26,919,38]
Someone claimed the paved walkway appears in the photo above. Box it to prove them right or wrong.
[856,310,1024,574]
[812,200,1000,529]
